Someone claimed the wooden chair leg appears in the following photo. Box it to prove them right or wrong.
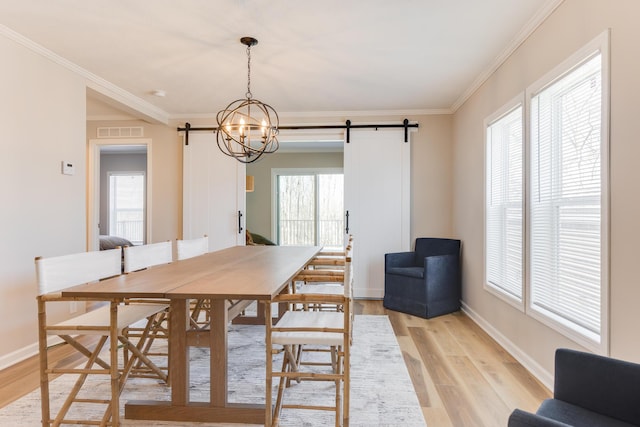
[124,310,170,383]
[335,377,341,427]
[52,336,109,425]
[273,349,290,426]
[343,345,350,427]
[37,299,51,427]
[110,302,120,427]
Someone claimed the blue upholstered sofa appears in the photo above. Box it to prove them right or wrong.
[508,348,640,427]
[383,238,461,319]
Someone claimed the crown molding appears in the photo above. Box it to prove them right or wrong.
[450,0,565,112]
[277,109,453,118]
[170,108,452,122]
[0,24,170,124]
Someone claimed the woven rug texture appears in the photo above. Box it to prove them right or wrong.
[0,315,426,426]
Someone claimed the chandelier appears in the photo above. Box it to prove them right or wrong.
[216,37,279,163]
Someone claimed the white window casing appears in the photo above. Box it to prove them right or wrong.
[485,96,525,309]
[526,31,609,354]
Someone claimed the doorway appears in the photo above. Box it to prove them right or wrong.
[273,169,344,249]
[87,139,152,250]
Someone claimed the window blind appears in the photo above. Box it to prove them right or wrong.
[486,105,523,301]
[530,53,602,341]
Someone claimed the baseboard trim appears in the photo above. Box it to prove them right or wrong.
[0,336,63,371]
[354,289,383,299]
[461,301,554,390]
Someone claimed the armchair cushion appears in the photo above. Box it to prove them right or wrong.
[508,409,572,427]
[537,399,636,427]
[386,266,424,279]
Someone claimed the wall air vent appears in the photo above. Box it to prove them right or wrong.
[97,126,144,138]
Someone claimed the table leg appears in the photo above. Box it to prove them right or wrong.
[210,299,228,406]
[125,297,266,424]
[265,301,273,427]
[170,298,189,405]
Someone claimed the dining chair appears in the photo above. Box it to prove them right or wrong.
[36,249,168,427]
[265,250,354,427]
[176,234,209,261]
[123,240,173,274]
[176,235,211,327]
[296,236,354,311]
[122,241,173,380]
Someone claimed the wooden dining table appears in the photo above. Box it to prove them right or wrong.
[60,244,321,425]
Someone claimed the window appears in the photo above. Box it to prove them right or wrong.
[484,32,609,351]
[529,50,606,347]
[485,102,524,305]
[275,170,344,249]
[109,172,145,245]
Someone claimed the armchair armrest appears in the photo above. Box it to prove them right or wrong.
[424,253,459,281]
[508,409,571,427]
[553,349,640,425]
[385,252,416,269]
[423,254,461,303]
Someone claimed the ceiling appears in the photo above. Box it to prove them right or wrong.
[1,0,560,120]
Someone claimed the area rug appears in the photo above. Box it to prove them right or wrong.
[0,315,425,426]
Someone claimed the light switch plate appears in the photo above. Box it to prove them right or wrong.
[61,161,75,175]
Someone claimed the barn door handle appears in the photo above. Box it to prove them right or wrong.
[345,210,350,234]
[238,210,243,234]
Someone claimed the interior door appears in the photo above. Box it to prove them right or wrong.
[344,129,410,298]
[183,132,246,251]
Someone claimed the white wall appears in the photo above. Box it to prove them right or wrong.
[0,34,87,363]
[452,0,640,384]
[0,36,183,366]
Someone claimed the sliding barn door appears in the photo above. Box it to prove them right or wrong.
[344,129,410,298]
[183,132,246,251]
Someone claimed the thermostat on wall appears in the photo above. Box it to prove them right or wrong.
[61,161,75,176]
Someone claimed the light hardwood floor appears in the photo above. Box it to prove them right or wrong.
[0,300,550,426]
[354,300,550,426]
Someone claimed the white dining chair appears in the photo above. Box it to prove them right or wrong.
[122,241,173,380]
[176,234,208,261]
[176,235,211,327]
[123,240,173,273]
[36,249,168,427]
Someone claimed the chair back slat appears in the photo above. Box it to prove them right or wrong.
[123,241,172,273]
[176,235,208,261]
[35,249,121,296]
[344,244,354,298]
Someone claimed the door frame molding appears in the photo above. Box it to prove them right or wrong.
[87,138,152,251]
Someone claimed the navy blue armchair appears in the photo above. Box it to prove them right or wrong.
[383,238,461,319]
[508,349,640,427]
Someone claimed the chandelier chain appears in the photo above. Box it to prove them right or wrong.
[246,44,252,99]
